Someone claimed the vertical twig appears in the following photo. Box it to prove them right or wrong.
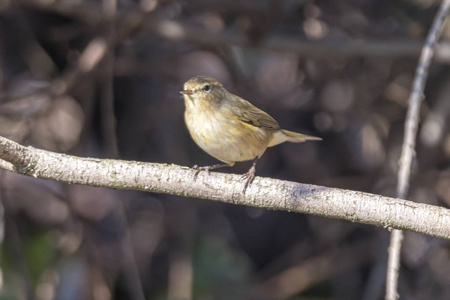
[0,173,5,292]
[386,2,450,299]
[102,0,145,298]
[101,0,119,158]
[167,204,195,300]
[100,55,119,157]
[120,220,146,300]
[168,248,194,300]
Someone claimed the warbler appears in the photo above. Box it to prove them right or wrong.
[180,76,321,191]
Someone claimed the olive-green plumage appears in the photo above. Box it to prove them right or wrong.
[181,76,321,190]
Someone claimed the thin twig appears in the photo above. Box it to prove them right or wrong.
[101,0,145,298]
[100,0,119,158]
[0,136,449,239]
[386,2,450,300]
[120,223,146,300]
[9,0,154,104]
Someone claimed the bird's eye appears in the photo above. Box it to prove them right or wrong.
[203,85,211,92]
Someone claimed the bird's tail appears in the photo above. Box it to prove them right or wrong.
[268,129,321,147]
[282,129,322,142]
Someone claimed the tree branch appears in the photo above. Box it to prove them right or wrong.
[141,18,449,59]
[386,1,450,299]
[0,135,449,239]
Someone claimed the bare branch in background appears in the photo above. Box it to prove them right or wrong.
[15,0,450,61]
[386,1,450,299]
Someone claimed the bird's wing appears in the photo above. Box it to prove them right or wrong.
[229,95,281,131]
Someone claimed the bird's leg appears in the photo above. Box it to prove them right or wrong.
[192,162,234,179]
[241,157,259,192]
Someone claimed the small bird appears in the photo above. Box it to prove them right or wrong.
[180,76,321,191]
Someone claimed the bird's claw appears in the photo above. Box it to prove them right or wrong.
[192,165,211,180]
[240,168,256,193]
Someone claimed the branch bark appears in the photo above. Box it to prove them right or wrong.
[0,135,449,239]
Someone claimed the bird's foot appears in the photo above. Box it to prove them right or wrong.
[192,163,233,180]
[240,165,256,193]
[192,165,212,180]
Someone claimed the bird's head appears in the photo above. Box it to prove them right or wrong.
[180,76,227,107]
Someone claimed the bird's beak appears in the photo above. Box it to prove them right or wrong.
[180,90,193,95]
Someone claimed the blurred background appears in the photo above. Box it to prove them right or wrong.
[0,0,449,299]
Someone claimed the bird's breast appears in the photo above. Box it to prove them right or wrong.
[184,106,271,162]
